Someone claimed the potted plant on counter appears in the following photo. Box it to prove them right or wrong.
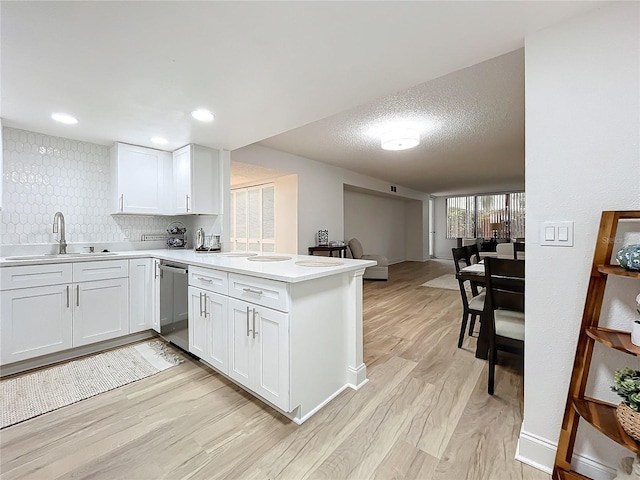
[611,367,640,441]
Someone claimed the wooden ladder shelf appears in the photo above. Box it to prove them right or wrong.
[553,210,640,479]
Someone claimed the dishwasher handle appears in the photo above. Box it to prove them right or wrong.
[159,264,188,275]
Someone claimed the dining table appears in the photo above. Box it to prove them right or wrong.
[456,262,490,359]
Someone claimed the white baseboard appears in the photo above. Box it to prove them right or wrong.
[347,363,367,388]
[517,429,616,480]
[516,430,554,474]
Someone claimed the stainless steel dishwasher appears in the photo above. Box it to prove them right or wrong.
[159,261,189,351]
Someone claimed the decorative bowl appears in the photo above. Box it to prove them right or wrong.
[616,244,640,271]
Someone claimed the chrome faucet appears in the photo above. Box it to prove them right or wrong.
[53,211,67,254]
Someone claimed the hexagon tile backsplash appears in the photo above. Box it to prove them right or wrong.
[1,127,180,246]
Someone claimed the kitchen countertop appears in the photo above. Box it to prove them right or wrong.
[0,249,377,283]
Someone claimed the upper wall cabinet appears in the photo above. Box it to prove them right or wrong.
[111,143,172,214]
[173,144,220,215]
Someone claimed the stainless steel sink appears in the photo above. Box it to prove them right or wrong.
[5,252,118,261]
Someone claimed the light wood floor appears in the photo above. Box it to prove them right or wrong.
[0,260,549,480]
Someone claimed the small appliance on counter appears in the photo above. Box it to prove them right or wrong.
[194,228,221,253]
[166,221,187,248]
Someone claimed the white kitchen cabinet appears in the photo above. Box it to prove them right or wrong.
[72,277,129,347]
[129,258,160,334]
[228,297,289,411]
[1,284,73,364]
[188,286,228,374]
[1,260,132,366]
[173,144,220,214]
[111,142,172,214]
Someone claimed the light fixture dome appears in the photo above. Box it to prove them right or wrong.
[191,109,214,122]
[381,128,420,151]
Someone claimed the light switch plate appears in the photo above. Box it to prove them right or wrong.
[540,221,574,247]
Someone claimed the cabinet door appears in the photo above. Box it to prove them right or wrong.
[129,259,156,334]
[206,291,228,374]
[73,278,129,347]
[228,298,253,388]
[1,285,73,364]
[173,145,192,214]
[191,144,220,214]
[188,286,207,359]
[252,304,289,411]
[114,143,171,214]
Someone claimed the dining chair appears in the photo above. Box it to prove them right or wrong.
[513,242,525,260]
[452,246,485,348]
[483,257,525,395]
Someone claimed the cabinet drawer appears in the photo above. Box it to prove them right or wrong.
[188,266,228,294]
[73,259,129,283]
[1,263,73,290]
[228,273,289,312]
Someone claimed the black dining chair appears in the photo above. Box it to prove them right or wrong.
[513,242,525,260]
[483,257,525,395]
[452,246,485,348]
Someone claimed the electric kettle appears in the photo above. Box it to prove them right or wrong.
[195,228,205,250]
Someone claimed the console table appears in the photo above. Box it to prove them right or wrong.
[308,245,347,258]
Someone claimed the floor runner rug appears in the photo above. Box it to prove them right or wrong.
[1,340,183,429]
[421,274,470,291]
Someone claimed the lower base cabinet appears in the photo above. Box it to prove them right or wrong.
[1,285,73,364]
[228,297,290,411]
[72,278,129,347]
[188,286,228,374]
[129,258,160,334]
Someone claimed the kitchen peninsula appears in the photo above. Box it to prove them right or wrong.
[0,250,376,424]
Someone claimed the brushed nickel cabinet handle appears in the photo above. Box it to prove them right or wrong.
[197,277,213,283]
[252,309,258,339]
[76,285,80,306]
[243,288,263,295]
[186,195,190,212]
[199,292,204,316]
[119,194,124,212]
[204,294,208,317]
[246,306,251,337]
[66,285,70,308]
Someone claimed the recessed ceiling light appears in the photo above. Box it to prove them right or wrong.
[381,128,420,151]
[191,109,214,122]
[151,137,168,145]
[51,112,78,125]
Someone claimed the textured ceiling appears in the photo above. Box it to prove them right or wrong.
[1,1,607,194]
[259,49,525,195]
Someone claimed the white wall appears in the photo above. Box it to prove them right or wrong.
[231,144,430,258]
[344,189,407,264]
[521,4,640,478]
[433,195,457,259]
[274,174,298,254]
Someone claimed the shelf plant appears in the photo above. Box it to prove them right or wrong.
[611,367,640,441]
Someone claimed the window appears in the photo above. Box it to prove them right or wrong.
[446,192,525,239]
[230,183,275,252]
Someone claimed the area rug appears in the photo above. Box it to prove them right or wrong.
[1,340,184,429]
[421,274,469,291]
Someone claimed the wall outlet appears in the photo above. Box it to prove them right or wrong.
[123,229,130,240]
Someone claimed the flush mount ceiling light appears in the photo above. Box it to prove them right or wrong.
[151,136,168,145]
[381,127,420,151]
[191,109,214,122]
[51,112,78,125]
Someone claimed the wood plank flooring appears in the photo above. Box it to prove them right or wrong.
[0,260,549,480]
